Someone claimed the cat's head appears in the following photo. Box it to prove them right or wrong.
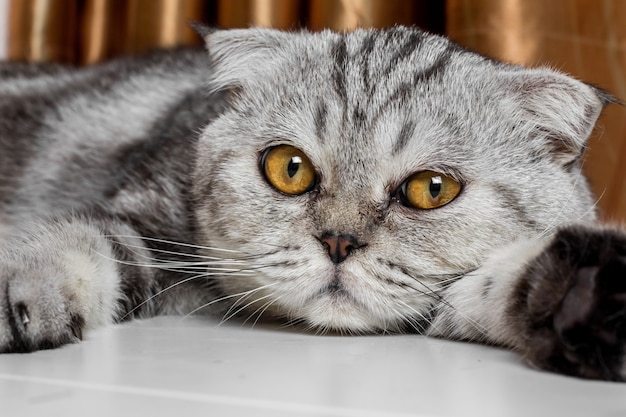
[192,27,611,332]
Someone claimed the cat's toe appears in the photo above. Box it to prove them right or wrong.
[1,270,85,353]
[522,227,626,381]
[69,314,85,341]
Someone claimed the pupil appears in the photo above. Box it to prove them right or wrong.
[287,156,302,178]
[429,176,442,198]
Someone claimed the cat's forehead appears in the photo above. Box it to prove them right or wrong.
[262,28,496,146]
[252,29,492,167]
[289,28,480,101]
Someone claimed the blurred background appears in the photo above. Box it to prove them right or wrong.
[2,0,625,222]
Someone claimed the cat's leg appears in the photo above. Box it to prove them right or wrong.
[429,225,626,381]
[0,215,157,353]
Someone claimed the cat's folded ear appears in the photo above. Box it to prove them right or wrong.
[195,25,290,94]
[499,67,619,164]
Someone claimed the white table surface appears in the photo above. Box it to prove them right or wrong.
[1,316,624,417]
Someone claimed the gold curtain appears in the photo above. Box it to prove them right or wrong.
[447,0,626,221]
[5,0,626,221]
[7,0,443,65]
[8,0,208,65]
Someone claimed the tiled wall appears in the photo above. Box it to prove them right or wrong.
[447,0,626,222]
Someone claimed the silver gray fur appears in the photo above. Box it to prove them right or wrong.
[1,27,625,380]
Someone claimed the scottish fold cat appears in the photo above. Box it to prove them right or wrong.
[1,26,625,381]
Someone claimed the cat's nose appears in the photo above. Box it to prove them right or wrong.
[319,233,362,264]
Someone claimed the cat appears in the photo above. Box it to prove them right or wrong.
[1,25,625,381]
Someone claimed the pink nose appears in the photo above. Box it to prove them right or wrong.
[320,233,360,264]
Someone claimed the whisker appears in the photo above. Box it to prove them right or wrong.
[396,300,431,334]
[399,270,488,338]
[121,272,211,320]
[577,188,605,224]
[95,245,264,273]
[404,276,448,304]
[96,251,255,275]
[183,282,278,317]
[104,234,246,254]
[246,295,283,328]
[278,316,306,330]
[220,292,276,325]
[107,240,251,261]
[106,234,294,255]
[107,238,282,266]
[223,285,261,318]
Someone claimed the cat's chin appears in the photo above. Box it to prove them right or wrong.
[295,290,391,334]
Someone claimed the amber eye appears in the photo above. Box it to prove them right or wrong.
[262,145,316,195]
[399,171,461,209]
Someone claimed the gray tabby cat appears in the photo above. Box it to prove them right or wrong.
[1,26,625,381]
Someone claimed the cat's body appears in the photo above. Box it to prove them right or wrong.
[1,26,625,381]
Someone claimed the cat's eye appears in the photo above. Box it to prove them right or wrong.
[262,145,316,195]
[399,171,461,209]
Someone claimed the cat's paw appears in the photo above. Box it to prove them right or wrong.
[0,253,86,352]
[518,226,626,381]
[0,221,121,353]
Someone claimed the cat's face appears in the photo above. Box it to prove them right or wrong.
[193,27,604,332]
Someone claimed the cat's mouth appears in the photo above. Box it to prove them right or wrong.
[307,274,370,316]
[318,278,355,302]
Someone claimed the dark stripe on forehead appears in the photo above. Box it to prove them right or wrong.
[314,101,328,143]
[381,28,405,49]
[382,31,424,79]
[352,104,367,129]
[331,38,348,102]
[393,119,416,155]
[358,32,376,93]
[413,46,452,84]
[372,45,453,126]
